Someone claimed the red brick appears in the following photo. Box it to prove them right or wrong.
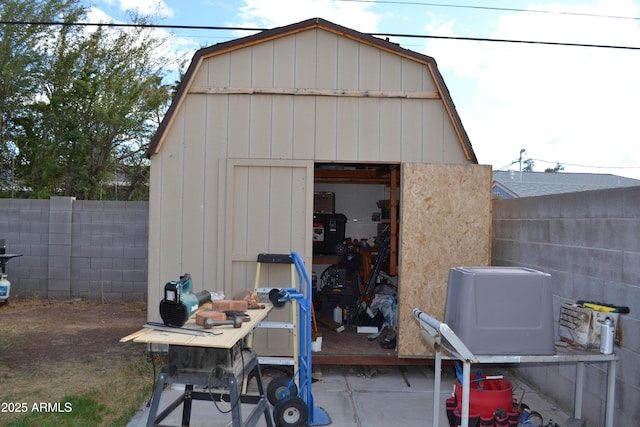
[210,300,249,312]
[195,310,226,326]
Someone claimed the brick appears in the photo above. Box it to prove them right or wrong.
[210,300,249,312]
[195,310,226,326]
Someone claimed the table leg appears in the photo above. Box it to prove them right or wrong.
[432,349,442,427]
[181,384,194,427]
[147,371,168,427]
[229,375,242,427]
[574,361,584,419]
[605,359,616,427]
[461,361,471,427]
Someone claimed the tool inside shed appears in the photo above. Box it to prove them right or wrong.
[159,273,212,327]
[0,239,23,303]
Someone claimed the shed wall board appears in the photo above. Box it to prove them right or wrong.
[273,36,295,87]
[316,31,338,88]
[398,163,492,357]
[336,98,358,160]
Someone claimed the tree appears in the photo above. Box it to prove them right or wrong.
[2,1,177,199]
[545,162,564,173]
[0,0,84,195]
[522,159,535,172]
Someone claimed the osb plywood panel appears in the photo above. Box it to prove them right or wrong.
[398,163,492,358]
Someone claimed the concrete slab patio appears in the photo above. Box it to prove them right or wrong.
[127,365,571,427]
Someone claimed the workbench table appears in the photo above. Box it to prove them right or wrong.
[413,308,617,427]
[122,304,274,427]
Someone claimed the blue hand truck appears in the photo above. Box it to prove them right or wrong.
[266,252,331,427]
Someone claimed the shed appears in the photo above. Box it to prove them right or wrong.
[147,18,492,362]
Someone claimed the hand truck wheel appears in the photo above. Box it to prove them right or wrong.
[269,288,287,308]
[273,396,308,427]
[266,376,298,405]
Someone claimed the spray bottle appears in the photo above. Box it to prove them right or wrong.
[600,317,615,354]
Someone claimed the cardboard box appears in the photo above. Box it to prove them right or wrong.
[558,303,620,349]
[314,192,335,214]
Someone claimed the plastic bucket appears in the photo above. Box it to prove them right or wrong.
[454,374,513,419]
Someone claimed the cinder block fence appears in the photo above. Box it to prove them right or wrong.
[0,197,147,301]
[493,186,640,427]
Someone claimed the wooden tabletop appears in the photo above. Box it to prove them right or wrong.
[121,304,273,349]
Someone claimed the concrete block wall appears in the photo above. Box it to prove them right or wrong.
[493,186,640,427]
[0,197,148,301]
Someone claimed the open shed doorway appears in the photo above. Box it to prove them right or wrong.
[310,162,403,364]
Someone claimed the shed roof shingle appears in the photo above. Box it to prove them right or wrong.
[493,170,640,198]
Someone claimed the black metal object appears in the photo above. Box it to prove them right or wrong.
[0,254,22,274]
[349,226,391,325]
[146,343,273,427]
[0,238,23,274]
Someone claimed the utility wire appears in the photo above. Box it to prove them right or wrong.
[528,158,640,170]
[334,0,640,22]
[1,20,640,51]
[497,159,640,172]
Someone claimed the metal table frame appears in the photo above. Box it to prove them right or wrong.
[147,345,272,427]
[413,309,617,427]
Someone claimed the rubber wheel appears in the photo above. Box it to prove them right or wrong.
[273,396,308,427]
[269,289,287,308]
[267,376,298,405]
[523,410,543,426]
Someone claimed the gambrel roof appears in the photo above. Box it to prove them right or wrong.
[148,17,477,162]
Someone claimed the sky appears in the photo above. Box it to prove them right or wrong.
[84,0,640,179]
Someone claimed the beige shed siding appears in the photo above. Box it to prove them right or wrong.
[225,160,313,355]
[336,98,358,159]
[147,25,471,321]
[190,28,466,164]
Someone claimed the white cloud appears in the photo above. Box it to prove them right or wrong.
[85,4,186,78]
[116,0,174,18]
[424,0,640,178]
[234,0,382,33]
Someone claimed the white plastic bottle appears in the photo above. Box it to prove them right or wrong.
[600,317,615,354]
[333,304,342,324]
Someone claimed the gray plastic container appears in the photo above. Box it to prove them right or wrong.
[444,267,556,355]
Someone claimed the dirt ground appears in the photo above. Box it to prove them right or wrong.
[0,298,146,370]
[0,298,150,425]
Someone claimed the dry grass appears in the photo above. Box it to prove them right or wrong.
[0,299,154,426]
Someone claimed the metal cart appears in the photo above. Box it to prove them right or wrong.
[266,252,331,427]
[412,308,618,427]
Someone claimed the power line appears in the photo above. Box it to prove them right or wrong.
[369,32,640,50]
[334,0,640,22]
[529,158,640,170]
[1,20,640,51]
[497,158,640,172]
[0,20,266,32]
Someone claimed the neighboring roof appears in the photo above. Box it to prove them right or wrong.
[493,170,640,198]
[148,17,476,162]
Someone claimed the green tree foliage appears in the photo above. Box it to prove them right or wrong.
[522,159,535,172]
[1,1,176,199]
[545,162,564,173]
[0,0,83,194]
